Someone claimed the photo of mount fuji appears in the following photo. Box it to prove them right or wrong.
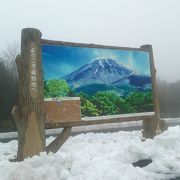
[42,44,154,116]
[62,57,152,95]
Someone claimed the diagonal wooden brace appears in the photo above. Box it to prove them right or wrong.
[46,127,72,153]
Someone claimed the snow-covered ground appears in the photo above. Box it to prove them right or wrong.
[1,118,180,142]
[0,126,180,180]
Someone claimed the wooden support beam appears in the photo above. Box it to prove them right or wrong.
[141,45,161,134]
[46,112,155,129]
[46,128,71,153]
[142,117,156,138]
[12,28,46,161]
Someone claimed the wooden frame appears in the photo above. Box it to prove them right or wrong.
[41,39,160,119]
[41,39,150,51]
[46,112,155,128]
[12,28,161,161]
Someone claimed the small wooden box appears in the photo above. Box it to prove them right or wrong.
[44,97,81,122]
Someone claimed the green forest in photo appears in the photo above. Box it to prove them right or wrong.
[44,79,154,117]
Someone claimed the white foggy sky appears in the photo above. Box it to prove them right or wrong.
[0,0,179,82]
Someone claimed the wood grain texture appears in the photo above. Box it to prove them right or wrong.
[142,116,157,138]
[46,112,155,129]
[46,128,71,153]
[12,28,46,161]
[44,98,81,122]
[140,45,161,135]
[41,39,149,52]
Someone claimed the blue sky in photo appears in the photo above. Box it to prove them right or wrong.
[42,44,151,80]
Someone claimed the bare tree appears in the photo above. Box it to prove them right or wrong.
[2,42,20,62]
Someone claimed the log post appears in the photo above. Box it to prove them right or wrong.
[142,117,157,138]
[12,28,45,161]
[140,45,161,136]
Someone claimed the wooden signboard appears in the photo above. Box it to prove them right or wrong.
[44,97,81,122]
[12,28,161,161]
[41,39,159,117]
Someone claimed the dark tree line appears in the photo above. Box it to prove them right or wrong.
[0,44,19,132]
[157,78,180,118]
[0,44,179,131]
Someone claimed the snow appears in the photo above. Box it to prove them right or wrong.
[0,126,180,180]
[98,59,104,68]
[94,68,99,74]
[105,59,113,66]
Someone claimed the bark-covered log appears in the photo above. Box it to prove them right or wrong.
[142,117,157,138]
[141,45,161,135]
[12,28,45,161]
